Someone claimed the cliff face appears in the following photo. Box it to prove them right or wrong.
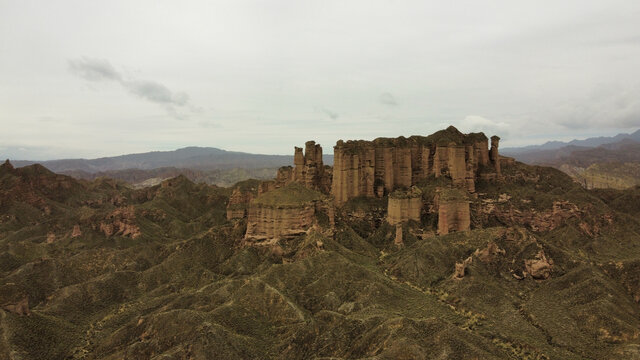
[244,183,324,242]
[387,188,423,225]
[226,187,254,220]
[245,205,316,241]
[331,126,498,205]
[436,189,471,235]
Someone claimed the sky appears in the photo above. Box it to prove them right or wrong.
[1,0,640,160]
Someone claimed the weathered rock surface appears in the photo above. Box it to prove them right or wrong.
[331,126,500,204]
[394,224,404,245]
[266,141,332,195]
[490,135,501,175]
[245,205,316,241]
[96,206,141,239]
[525,250,553,279]
[474,241,505,263]
[453,256,473,279]
[71,224,82,238]
[226,187,254,220]
[245,183,324,242]
[436,188,471,235]
[387,187,423,225]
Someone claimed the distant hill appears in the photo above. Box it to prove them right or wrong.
[506,138,640,189]
[502,128,640,155]
[62,166,278,188]
[9,146,334,173]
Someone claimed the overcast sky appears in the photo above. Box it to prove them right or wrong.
[1,0,640,160]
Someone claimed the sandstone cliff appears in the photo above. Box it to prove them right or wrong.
[387,187,423,225]
[245,183,324,242]
[226,187,254,220]
[331,126,499,204]
[225,179,259,220]
[435,188,471,235]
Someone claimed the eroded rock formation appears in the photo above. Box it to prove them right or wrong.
[259,141,332,197]
[474,242,505,263]
[435,188,471,235]
[331,126,499,205]
[245,184,324,242]
[387,187,423,225]
[524,250,553,279]
[490,136,501,175]
[245,205,316,241]
[96,206,141,239]
[453,256,473,279]
[71,224,82,238]
[394,224,404,245]
[226,187,254,220]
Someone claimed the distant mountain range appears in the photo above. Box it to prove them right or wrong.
[502,129,640,155]
[9,146,332,173]
[5,146,334,187]
[502,129,640,189]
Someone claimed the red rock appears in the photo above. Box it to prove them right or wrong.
[71,224,82,238]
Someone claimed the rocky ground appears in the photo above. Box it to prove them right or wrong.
[1,158,640,359]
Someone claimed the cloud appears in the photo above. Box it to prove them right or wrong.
[68,57,122,82]
[68,57,193,118]
[550,83,640,129]
[123,79,189,106]
[459,115,511,136]
[379,92,398,106]
[316,107,339,120]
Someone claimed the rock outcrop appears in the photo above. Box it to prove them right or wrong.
[245,205,316,241]
[394,224,404,245]
[97,206,141,239]
[490,136,501,175]
[474,242,505,263]
[331,126,499,204]
[71,224,82,238]
[260,141,332,196]
[226,187,254,220]
[387,187,423,225]
[435,188,470,235]
[524,250,553,279]
[453,256,473,279]
[245,183,324,242]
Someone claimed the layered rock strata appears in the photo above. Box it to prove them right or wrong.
[331,126,499,205]
[387,187,423,225]
[435,188,471,235]
[245,184,324,242]
[226,187,254,220]
[245,205,316,241]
